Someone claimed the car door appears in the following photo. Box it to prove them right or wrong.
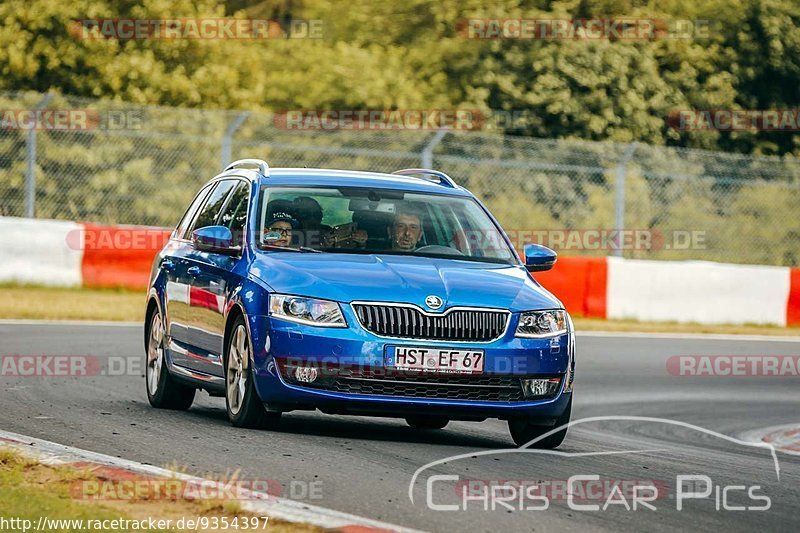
[181,179,243,375]
[167,179,237,371]
[164,183,214,351]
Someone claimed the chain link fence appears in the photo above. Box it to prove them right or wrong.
[1,91,798,266]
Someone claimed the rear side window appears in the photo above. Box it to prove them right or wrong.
[217,181,250,246]
[189,180,237,234]
[175,184,213,240]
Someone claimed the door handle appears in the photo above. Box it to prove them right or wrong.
[162,260,175,272]
[187,266,201,276]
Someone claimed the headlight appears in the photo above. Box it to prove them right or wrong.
[269,294,347,327]
[516,310,568,338]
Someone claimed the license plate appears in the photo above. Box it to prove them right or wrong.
[386,346,485,374]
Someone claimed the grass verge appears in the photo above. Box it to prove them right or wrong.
[0,284,798,336]
[0,447,318,532]
[0,284,145,322]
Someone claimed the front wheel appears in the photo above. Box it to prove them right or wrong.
[145,309,195,410]
[508,396,572,448]
[225,316,281,429]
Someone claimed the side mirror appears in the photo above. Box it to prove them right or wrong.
[523,243,557,272]
[191,226,240,255]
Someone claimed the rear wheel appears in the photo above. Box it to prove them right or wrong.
[405,415,449,430]
[508,396,572,448]
[225,316,281,429]
[145,309,195,410]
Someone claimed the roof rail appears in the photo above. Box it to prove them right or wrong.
[224,159,270,177]
[391,168,457,188]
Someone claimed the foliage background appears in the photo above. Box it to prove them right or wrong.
[1,0,798,155]
[0,0,798,267]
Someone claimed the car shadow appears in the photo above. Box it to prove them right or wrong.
[273,412,512,448]
[168,401,513,448]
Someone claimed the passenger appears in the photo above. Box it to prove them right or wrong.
[293,196,331,247]
[263,211,297,248]
[388,208,423,251]
[325,222,369,249]
[293,196,368,248]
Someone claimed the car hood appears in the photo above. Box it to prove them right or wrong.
[250,252,561,312]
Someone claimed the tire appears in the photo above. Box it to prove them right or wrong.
[405,415,449,430]
[508,396,572,448]
[145,308,195,410]
[225,316,281,429]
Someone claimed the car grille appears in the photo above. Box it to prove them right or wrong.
[352,303,509,342]
[323,374,526,402]
[277,361,561,403]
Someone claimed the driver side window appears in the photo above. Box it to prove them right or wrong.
[175,184,213,240]
[217,181,250,246]
[188,180,237,236]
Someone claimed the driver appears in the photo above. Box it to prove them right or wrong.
[388,208,423,251]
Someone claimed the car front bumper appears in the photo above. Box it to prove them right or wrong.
[249,314,574,421]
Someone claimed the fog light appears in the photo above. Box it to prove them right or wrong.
[521,378,561,399]
[294,366,319,383]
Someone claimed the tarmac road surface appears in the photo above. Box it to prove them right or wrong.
[1,322,798,532]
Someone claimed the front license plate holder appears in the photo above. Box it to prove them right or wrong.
[385,346,485,374]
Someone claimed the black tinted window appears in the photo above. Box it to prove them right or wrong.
[257,186,515,263]
[217,181,250,246]
[189,180,237,234]
[176,184,213,239]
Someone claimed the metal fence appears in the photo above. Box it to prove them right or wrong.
[1,91,798,266]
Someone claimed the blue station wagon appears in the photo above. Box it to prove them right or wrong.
[145,159,574,447]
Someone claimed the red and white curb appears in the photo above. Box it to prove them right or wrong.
[741,424,800,456]
[0,429,421,533]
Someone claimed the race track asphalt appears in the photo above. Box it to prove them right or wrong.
[1,322,798,532]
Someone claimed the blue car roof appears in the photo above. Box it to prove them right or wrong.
[223,168,474,197]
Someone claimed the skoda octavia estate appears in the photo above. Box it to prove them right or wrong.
[145,160,574,447]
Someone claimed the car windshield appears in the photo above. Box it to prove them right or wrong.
[256,186,517,265]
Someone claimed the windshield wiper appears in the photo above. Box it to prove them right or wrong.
[260,244,323,253]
